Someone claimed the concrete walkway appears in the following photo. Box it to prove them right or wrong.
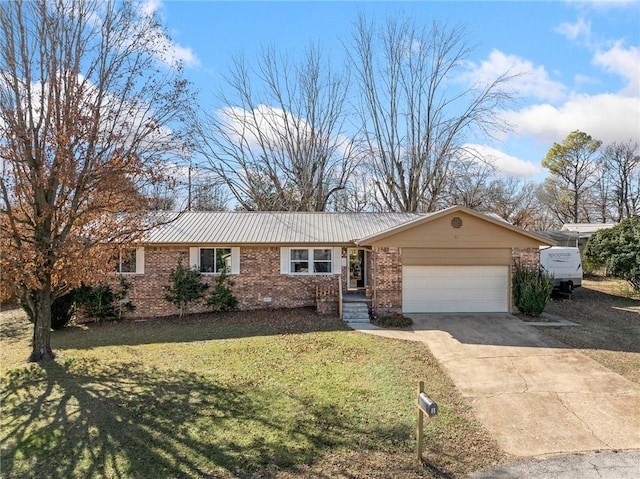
[353,314,640,458]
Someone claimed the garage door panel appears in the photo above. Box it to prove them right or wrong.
[402,265,509,313]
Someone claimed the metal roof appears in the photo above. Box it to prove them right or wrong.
[145,211,424,245]
[560,223,617,234]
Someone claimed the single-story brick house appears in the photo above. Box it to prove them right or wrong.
[118,205,554,319]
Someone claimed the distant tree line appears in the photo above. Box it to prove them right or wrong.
[178,14,638,230]
[542,131,639,224]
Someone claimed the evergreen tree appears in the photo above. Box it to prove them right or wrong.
[164,261,209,318]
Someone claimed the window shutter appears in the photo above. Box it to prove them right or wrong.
[231,247,240,274]
[280,247,290,274]
[135,247,145,274]
[189,247,199,269]
[332,247,342,275]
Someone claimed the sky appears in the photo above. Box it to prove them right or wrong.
[148,0,640,181]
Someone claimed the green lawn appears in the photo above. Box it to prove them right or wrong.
[1,308,506,478]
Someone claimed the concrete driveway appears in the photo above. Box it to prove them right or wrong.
[354,314,640,458]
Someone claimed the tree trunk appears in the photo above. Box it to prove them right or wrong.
[28,287,55,362]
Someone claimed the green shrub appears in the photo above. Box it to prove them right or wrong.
[584,217,640,291]
[75,284,116,320]
[21,291,78,330]
[372,315,413,328]
[51,292,79,329]
[75,277,135,321]
[512,262,554,316]
[205,272,238,312]
[164,259,209,317]
[114,277,136,319]
[581,254,601,276]
[21,278,135,330]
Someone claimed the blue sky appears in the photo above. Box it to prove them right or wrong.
[149,0,640,180]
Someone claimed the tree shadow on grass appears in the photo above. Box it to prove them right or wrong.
[0,310,31,342]
[0,358,410,479]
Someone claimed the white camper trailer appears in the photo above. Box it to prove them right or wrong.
[539,247,583,294]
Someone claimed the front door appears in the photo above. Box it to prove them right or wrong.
[348,249,366,290]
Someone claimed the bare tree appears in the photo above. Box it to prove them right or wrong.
[485,177,542,229]
[347,13,516,213]
[591,161,613,223]
[0,0,192,361]
[145,181,179,211]
[191,178,229,211]
[328,169,378,212]
[195,44,359,211]
[446,162,495,210]
[539,177,576,225]
[600,140,640,221]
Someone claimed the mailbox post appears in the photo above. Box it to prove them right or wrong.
[416,381,438,461]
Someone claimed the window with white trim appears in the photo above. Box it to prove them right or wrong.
[290,248,333,274]
[117,248,143,274]
[199,247,232,274]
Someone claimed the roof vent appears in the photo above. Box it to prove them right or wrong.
[451,217,463,228]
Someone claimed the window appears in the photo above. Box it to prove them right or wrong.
[290,248,309,273]
[289,248,332,274]
[199,247,232,274]
[189,247,239,274]
[313,248,332,273]
[117,248,143,274]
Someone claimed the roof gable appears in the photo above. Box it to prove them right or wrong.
[357,206,554,248]
[560,223,616,234]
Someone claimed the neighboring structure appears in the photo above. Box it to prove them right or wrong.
[536,223,616,251]
[560,223,617,251]
[117,206,554,319]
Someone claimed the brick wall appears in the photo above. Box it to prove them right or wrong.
[232,247,340,311]
[117,245,539,319]
[368,247,542,318]
[120,246,342,319]
[512,247,541,270]
[316,284,339,315]
[370,246,402,317]
[117,246,189,318]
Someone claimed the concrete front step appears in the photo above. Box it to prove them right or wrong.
[342,302,370,323]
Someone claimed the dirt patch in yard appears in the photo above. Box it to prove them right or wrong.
[540,277,640,385]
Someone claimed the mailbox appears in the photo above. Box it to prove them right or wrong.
[418,392,438,417]
[416,382,439,461]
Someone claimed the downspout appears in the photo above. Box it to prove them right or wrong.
[371,249,376,316]
[338,273,343,320]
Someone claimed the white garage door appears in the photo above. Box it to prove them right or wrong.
[402,266,509,313]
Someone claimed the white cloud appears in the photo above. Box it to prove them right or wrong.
[555,16,592,44]
[218,104,293,148]
[466,50,566,102]
[217,104,355,159]
[140,0,162,18]
[500,32,639,150]
[504,92,640,145]
[463,144,542,177]
[573,73,598,86]
[160,42,201,69]
[564,0,638,12]
[139,0,201,69]
[593,43,640,95]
